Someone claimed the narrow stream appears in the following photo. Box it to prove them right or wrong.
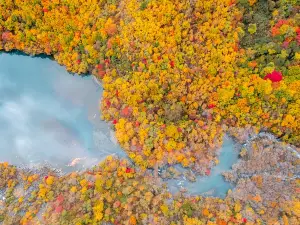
[167,137,239,198]
[0,53,238,197]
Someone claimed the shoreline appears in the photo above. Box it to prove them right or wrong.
[1,129,298,190]
[92,75,102,87]
[1,129,299,224]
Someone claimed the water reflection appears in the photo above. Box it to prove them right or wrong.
[0,53,125,171]
[0,53,239,197]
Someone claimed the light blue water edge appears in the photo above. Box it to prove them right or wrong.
[166,137,240,198]
[0,52,239,197]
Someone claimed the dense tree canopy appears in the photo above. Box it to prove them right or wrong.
[0,0,299,224]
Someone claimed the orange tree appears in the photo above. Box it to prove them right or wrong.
[0,0,299,171]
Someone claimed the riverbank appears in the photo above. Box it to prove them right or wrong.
[0,0,298,173]
[0,53,299,224]
[0,53,125,171]
[0,130,299,224]
[0,0,299,224]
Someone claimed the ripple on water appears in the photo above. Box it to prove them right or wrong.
[0,53,125,172]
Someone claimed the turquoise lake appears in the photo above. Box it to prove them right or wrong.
[0,53,126,171]
[0,53,238,197]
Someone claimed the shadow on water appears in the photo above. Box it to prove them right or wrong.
[0,52,125,172]
[0,50,91,77]
[1,50,53,59]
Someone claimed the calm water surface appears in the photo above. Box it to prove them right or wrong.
[0,53,125,171]
[0,53,237,196]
